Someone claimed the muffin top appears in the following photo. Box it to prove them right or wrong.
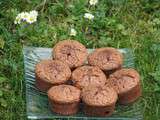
[48,85,81,103]
[88,47,123,71]
[53,40,87,69]
[82,86,118,106]
[35,60,71,84]
[108,68,140,94]
[72,66,106,89]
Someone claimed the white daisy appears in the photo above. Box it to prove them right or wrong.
[26,14,37,24]
[84,13,94,20]
[26,10,38,24]
[70,28,77,36]
[29,10,38,17]
[14,10,38,24]
[14,14,22,24]
[20,12,30,21]
[89,0,98,6]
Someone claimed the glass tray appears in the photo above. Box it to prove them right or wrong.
[23,46,143,120]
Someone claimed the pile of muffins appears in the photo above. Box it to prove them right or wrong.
[35,40,141,117]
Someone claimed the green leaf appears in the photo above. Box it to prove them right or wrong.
[0,98,7,107]
[117,24,125,30]
[0,90,3,97]
[0,36,5,49]
[150,72,160,84]
[154,83,160,92]
[153,18,160,25]
[0,77,7,84]
[121,30,128,36]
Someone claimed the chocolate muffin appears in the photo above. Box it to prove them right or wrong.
[81,86,118,117]
[35,60,71,92]
[88,47,123,73]
[53,40,88,69]
[47,85,81,115]
[108,68,141,104]
[71,66,106,89]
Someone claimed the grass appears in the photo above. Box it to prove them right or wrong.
[0,0,160,119]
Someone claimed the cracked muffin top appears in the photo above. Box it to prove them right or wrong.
[108,68,140,94]
[53,40,88,69]
[35,60,71,84]
[88,47,123,71]
[81,86,118,106]
[48,85,81,103]
[71,66,107,89]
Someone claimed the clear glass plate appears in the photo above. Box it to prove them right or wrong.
[23,46,143,120]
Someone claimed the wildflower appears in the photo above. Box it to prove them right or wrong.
[29,10,38,17]
[70,28,77,36]
[84,13,94,20]
[89,0,98,6]
[20,12,30,21]
[26,10,38,24]
[14,14,22,24]
[14,10,38,24]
